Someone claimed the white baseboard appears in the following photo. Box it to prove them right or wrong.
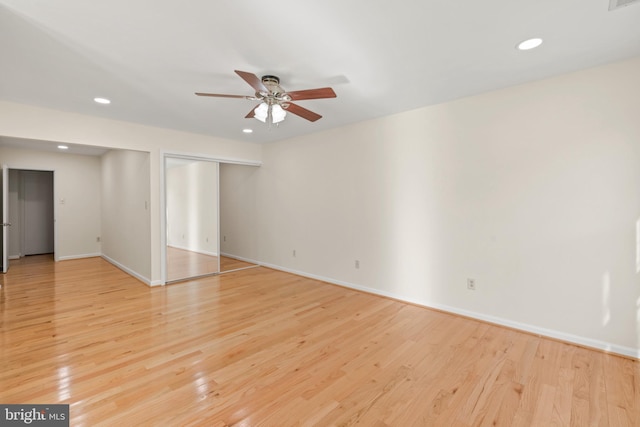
[168,244,217,257]
[100,254,152,286]
[427,303,639,360]
[57,253,159,286]
[58,252,102,261]
[78,250,639,359]
[220,252,260,265]
[259,261,639,360]
[9,253,97,261]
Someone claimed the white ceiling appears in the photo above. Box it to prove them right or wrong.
[1,0,640,145]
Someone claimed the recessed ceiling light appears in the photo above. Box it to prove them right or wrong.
[242,129,253,134]
[94,97,111,104]
[58,145,69,150]
[517,38,543,51]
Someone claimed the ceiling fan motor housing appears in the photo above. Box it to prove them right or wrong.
[260,75,287,98]
[261,75,280,85]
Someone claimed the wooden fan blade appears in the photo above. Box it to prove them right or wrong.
[195,92,251,99]
[286,87,336,101]
[284,102,322,122]
[235,70,268,94]
[245,105,258,119]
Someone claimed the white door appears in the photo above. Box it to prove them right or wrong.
[1,165,10,273]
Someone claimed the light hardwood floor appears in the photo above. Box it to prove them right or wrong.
[0,255,638,426]
[166,247,258,282]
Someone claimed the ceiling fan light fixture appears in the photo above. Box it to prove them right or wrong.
[253,102,287,124]
[272,104,286,123]
[254,102,268,123]
[197,70,336,124]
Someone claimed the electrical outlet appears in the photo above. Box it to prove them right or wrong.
[96,236,101,242]
[467,278,476,290]
[223,236,226,242]
[355,260,360,269]
[293,249,296,257]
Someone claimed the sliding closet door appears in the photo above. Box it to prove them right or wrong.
[219,163,259,272]
[165,158,219,282]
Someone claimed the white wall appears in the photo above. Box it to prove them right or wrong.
[220,163,259,261]
[256,57,640,357]
[1,145,101,260]
[101,150,151,282]
[166,160,218,256]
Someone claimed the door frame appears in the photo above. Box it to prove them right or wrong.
[1,165,57,272]
[1,164,8,273]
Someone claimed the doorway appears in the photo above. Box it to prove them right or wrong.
[21,170,55,256]
[8,169,54,259]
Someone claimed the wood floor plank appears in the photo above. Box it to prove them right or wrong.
[0,255,637,426]
[551,367,575,426]
[603,354,638,426]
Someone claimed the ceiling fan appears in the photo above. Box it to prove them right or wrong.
[195,70,337,125]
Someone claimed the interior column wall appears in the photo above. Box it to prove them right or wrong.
[101,149,151,283]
